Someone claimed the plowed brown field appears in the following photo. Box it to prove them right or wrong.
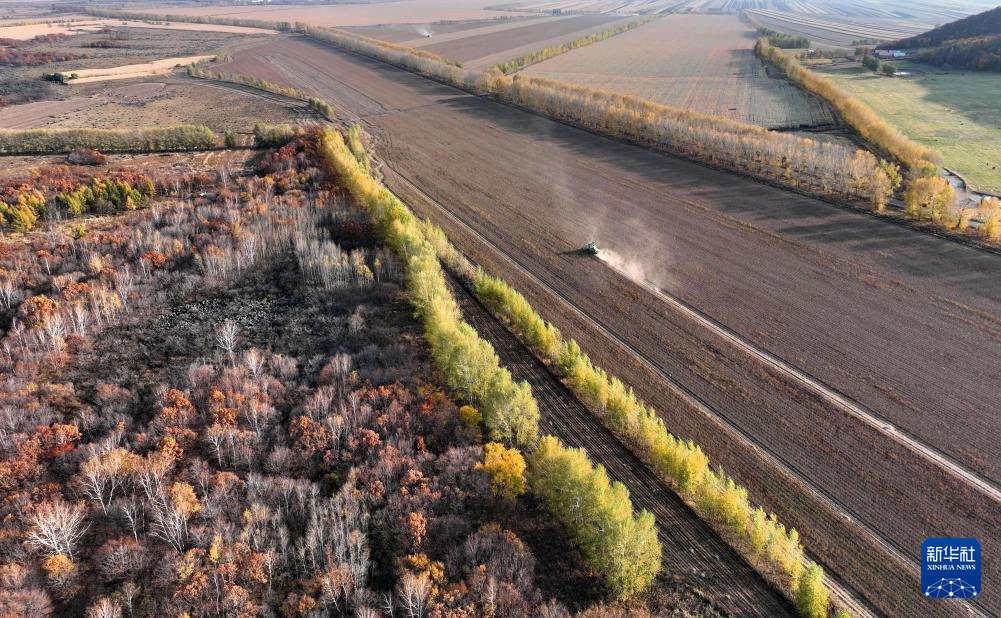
[522,14,837,129]
[135,0,530,27]
[420,14,629,68]
[218,36,1001,617]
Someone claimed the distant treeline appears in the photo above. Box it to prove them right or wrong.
[882,5,1001,71]
[0,125,218,155]
[756,26,810,49]
[915,36,1001,71]
[886,5,1001,49]
[495,17,655,73]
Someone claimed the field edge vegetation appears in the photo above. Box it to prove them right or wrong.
[754,40,1001,240]
[0,125,218,155]
[314,126,663,601]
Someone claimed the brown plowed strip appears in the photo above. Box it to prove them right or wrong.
[220,36,1001,617]
[450,276,797,617]
[421,14,622,64]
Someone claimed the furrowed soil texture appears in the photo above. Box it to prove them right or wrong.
[746,9,928,47]
[418,14,631,69]
[342,15,551,46]
[522,15,837,130]
[215,36,1001,617]
[131,0,530,27]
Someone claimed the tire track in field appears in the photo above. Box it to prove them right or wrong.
[595,259,1001,507]
[449,277,799,618]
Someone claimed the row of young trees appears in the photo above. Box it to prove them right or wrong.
[494,74,893,206]
[530,436,661,600]
[0,125,217,155]
[315,126,663,600]
[755,27,810,49]
[187,60,336,121]
[466,270,838,617]
[494,18,655,74]
[755,39,936,174]
[187,61,308,99]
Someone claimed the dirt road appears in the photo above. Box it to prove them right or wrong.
[219,36,1001,617]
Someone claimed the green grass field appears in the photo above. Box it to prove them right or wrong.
[818,61,1001,194]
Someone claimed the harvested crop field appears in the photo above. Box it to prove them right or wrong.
[216,35,1001,617]
[0,79,299,132]
[61,54,214,83]
[523,15,837,129]
[419,14,631,68]
[747,9,928,47]
[0,18,277,39]
[134,0,531,27]
[342,15,549,45]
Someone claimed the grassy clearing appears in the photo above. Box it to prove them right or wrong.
[818,61,1001,194]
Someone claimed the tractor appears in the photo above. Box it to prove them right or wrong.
[582,241,599,256]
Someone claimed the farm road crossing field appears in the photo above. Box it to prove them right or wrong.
[218,35,1001,618]
[522,15,837,129]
